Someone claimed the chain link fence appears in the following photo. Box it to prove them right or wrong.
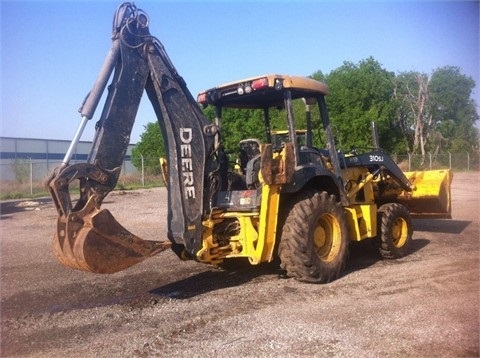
[1,152,478,199]
[392,152,479,172]
[0,158,164,199]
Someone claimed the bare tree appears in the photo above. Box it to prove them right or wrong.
[411,73,431,157]
[394,72,432,160]
[393,66,478,160]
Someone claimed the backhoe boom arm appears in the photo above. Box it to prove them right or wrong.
[46,3,218,273]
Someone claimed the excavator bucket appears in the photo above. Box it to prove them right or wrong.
[398,169,453,219]
[52,197,171,274]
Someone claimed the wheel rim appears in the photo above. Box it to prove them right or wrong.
[391,217,409,248]
[313,213,341,262]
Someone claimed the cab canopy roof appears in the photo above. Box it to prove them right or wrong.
[197,74,329,109]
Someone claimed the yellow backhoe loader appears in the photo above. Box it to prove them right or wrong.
[46,3,452,283]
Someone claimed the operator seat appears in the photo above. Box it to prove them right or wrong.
[238,139,261,188]
[238,139,261,174]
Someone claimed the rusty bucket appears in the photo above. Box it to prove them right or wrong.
[52,197,171,274]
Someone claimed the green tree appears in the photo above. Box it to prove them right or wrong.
[429,66,479,153]
[323,57,402,153]
[311,70,327,83]
[131,122,165,174]
[203,105,266,156]
[135,63,478,166]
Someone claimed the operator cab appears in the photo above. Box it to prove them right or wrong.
[197,74,345,206]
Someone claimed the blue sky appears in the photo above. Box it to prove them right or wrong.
[1,0,479,143]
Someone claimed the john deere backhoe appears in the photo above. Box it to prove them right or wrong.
[46,2,452,283]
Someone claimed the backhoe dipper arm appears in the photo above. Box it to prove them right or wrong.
[46,3,217,273]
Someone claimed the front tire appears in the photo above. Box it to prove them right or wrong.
[278,190,349,283]
[377,203,412,259]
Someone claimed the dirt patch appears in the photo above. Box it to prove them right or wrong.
[1,172,478,357]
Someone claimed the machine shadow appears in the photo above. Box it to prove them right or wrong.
[0,197,114,219]
[150,260,283,299]
[345,219,471,275]
[413,219,471,234]
[345,237,430,274]
[152,235,434,299]
[0,197,52,217]
[152,239,432,298]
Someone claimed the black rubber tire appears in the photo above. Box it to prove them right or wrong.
[377,203,412,259]
[278,190,349,283]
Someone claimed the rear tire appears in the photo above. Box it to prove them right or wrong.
[278,190,349,283]
[377,203,412,259]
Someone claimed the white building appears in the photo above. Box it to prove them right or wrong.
[0,137,136,181]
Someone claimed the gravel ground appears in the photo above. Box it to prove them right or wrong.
[1,171,478,357]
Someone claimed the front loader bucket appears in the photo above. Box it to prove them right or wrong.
[53,205,171,274]
[398,169,453,219]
